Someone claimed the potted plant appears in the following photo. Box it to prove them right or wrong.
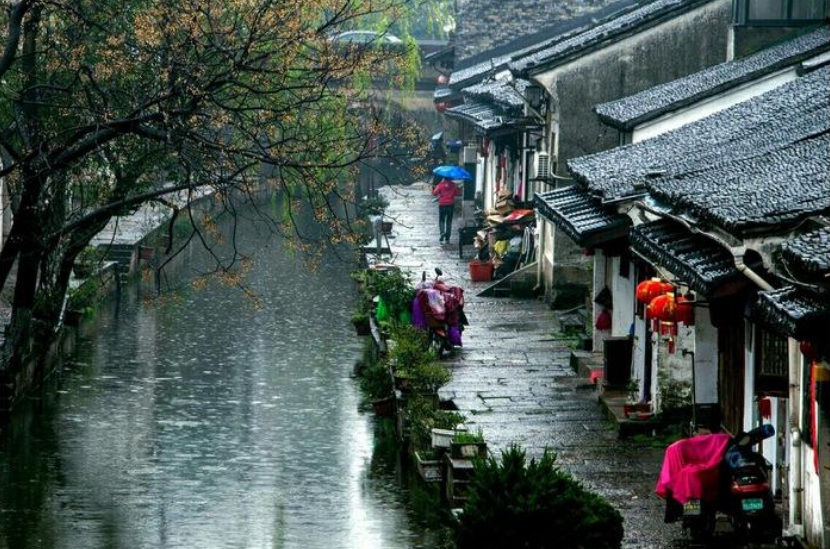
[451,431,487,459]
[623,378,650,417]
[432,425,468,450]
[351,311,371,336]
[359,195,390,217]
[72,246,105,278]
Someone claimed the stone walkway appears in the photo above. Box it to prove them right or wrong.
[381,183,707,549]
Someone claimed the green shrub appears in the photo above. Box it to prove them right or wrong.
[389,323,436,369]
[372,270,414,319]
[457,445,623,549]
[408,396,465,452]
[360,355,393,401]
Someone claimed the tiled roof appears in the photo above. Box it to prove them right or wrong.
[447,0,643,88]
[753,286,830,339]
[434,87,453,100]
[595,27,830,130]
[567,67,830,232]
[534,186,630,247]
[629,220,743,295]
[649,133,830,235]
[510,0,711,74]
[461,79,529,109]
[780,227,830,281]
[443,100,517,131]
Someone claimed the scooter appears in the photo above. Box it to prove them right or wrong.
[416,268,466,358]
[660,425,781,543]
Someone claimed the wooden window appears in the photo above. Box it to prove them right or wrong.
[756,328,789,396]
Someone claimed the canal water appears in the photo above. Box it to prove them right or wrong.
[0,204,437,549]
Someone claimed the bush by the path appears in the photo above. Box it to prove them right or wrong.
[457,445,623,549]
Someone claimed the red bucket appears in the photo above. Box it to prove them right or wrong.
[469,260,493,282]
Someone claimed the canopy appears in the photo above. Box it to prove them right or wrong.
[433,165,472,180]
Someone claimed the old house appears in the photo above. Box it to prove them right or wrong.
[569,61,829,547]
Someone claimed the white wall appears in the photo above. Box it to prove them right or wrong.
[633,315,648,402]
[693,307,718,404]
[611,257,635,338]
[632,67,798,143]
[593,250,608,352]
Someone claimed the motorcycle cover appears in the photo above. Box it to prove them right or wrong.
[655,433,731,504]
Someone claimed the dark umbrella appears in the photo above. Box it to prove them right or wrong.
[433,165,472,180]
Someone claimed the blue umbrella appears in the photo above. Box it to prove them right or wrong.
[433,165,472,180]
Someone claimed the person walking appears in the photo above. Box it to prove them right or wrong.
[432,177,461,243]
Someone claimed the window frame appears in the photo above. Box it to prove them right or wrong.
[733,0,828,26]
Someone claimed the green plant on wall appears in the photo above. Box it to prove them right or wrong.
[657,369,692,412]
[67,281,99,315]
[408,396,464,452]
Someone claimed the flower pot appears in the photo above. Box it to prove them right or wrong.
[372,396,395,418]
[414,451,443,483]
[394,374,412,393]
[451,441,487,459]
[64,309,84,327]
[352,318,370,336]
[138,246,155,260]
[431,427,469,450]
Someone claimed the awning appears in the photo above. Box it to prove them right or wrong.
[534,186,629,247]
[629,220,744,295]
[752,286,830,340]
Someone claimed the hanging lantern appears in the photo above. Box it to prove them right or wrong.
[649,292,677,322]
[659,321,678,336]
[676,294,695,326]
[437,74,449,85]
[637,278,670,304]
[800,339,819,361]
[436,101,449,112]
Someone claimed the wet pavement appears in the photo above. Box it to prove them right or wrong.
[381,183,738,549]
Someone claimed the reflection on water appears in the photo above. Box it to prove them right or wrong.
[0,205,437,549]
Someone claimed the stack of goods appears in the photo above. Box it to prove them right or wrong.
[472,188,536,279]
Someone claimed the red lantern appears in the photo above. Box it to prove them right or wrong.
[676,294,695,326]
[660,321,678,336]
[436,101,448,112]
[649,292,677,322]
[800,340,819,361]
[637,278,672,304]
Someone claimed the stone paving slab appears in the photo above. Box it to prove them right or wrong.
[380,183,736,549]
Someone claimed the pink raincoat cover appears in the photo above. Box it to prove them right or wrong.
[655,433,731,504]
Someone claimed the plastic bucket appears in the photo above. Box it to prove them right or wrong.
[468,261,493,282]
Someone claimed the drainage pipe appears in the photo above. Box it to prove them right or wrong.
[635,203,775,291]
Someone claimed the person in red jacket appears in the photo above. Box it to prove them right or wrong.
[432,178,462,243]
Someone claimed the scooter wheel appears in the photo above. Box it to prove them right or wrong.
[430,334,446,359]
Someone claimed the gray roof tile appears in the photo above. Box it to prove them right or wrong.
[781,227,830,280]
[753,286,829,339]
[629,220,743,294]
[461,79,529,109]
[444,100,516,131]
[447,0,643,88]
[568,67,830,235]
[535,186,630,246]
[595,27,830,129]
[510,0,709,74]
